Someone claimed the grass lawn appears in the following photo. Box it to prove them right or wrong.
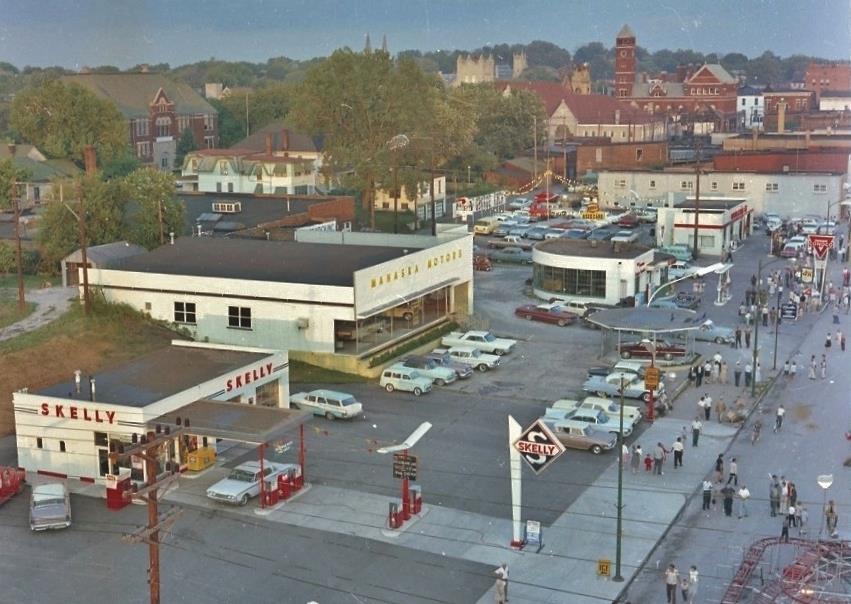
[0,301,178,435]
[0,297,36,330]
[289,360,369,385]
[0,273,61,289]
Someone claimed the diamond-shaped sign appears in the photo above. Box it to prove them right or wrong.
[513,419,566,475]
[808,234,834,260]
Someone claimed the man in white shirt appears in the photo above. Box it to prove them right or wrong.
[737,485,751,518]
[775,404,785,432]
[672,437,684,468]
[494,563,508,604]
[691,417,703,447]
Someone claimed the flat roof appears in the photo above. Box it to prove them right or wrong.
[675,199,747,210]
[152,400,309,444]
[36,346,269,408]
[587,307,703,333]
[535,238,652,259]
[108,237,418,287]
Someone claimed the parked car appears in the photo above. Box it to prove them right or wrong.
[561,228,589,239]
[545,406,634,437]
[619,340,687,361]
[587,227,618,241]
[582,372,663,404]
[289,389,363,419]
[616,213,640,228]
[379,367,433,395]
[587,360,647,379]
[658,245,693,262]
[514,302,578,326]
[398,356,457,386]
[648,298,681,310]
[491,246,533,264]
[473,255,493,271]
[538,417,617,454]
[611,230,639,243]
[508,197,530,210]
[30,482,71,531]
[551,396,643,425]
[692,320,735,344]
[207,460,299,506]
[525,226,551,240]
[432,346,500,372]
[493,222,517,237]
[637,207,658,223]
[668,261,696,280]
[544,228,567,239]
[441,330,516,355]
[424,349,474,380]
[508,225,533,238]
[781,241,805,258]
[653,292,700,310]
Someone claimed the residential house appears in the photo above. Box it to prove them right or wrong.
[231,123,327,190]
[373,176,448,221]
[62,72,218,170]
[737,85,764,131]
[804,62,851,100]
[1,143,81,208]
[762,88,817,132]
[181,148,316,195]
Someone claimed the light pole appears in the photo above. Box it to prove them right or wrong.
[773,288,782,370]
[614,376,626,582]
[647,262,725,306]
[377,422,432,523]
[752,256,785,396]
[817,474,834,540]
[640,339,657,423]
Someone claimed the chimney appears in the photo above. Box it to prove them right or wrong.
[751,127,758,149]
[777,101,787,134]
[7,143,15,157]
[281,129,290,151]
[265,133,273,156]
[83,145,97,175]
[88,376,96,402]
[614,109,621,125]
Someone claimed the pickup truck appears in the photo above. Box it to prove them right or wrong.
[440,330,516,355]
[432,346,500,372]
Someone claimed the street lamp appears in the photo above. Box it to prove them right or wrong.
[614,376,626,582]
[647,262,726,306]
[817,474,834,540]
[751,256,786,396]
[773,287,783,370]
[640,338,657,423]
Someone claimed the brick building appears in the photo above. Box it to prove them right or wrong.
[62,72,218,170]
[713,150,849,173]
[576,140,669,176]
[614,24,636,98]
[804,62,851,99]
[762,89,817,132]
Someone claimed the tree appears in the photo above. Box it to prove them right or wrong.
[10,80,127,167]
[574,42,612,80]
[519,66,560,81]
[524,41,571,70]
[175,128,197,169]
[101,149,141,180]
[121,168,185,248]
[0,158,31,306]
[208,98,245,147]
[217,83,294,140]
[721,53,749,74]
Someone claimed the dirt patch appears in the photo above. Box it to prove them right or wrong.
[0,302,177,436]
[794,404,813,421]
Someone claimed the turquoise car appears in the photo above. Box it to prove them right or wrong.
[658,245,693,262]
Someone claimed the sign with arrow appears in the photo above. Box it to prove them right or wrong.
[513,419,566,475]
[808,234,834,260]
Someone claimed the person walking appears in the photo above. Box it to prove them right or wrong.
[630,444,642,475]
[745,326,752,348]
[737,485,751,518]
[788,504,797,528]
[780,477,789,512]
[775,405,785,432]
[790,360,798,379]
[734,361,742,387]
[679,576,690,604]
[493,563,508,604]
[735,326,742,348]
[703,359,714,384]
[781,515,791,543]
[688,566,699,604]
[826,332,833,348]
[722,484,735,517]
[672,437,684,468]
[836,330,843,349]
[842,333,847,352]
[702,478,713,512]
[727,458,738,486]
[826,500,839,537]
[714,454,724,483]
[809,356,817,379]
[770,475,781,517]
[719,360,728,384]
[695,363,704,387]
[692,417,702,447]
[665,564,679,604]
[653,442,666,475]
[783,361,790,376]
[820,354,827,379]
[745,362,753,387]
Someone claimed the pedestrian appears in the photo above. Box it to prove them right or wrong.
[735,326,742,348]
[703,396,711,421]
[775,404,785,432]
[826,500,839,537]
[789,482,798,508]
[692,417,702,447]
[734,360,742,387]
[738,485,751,518]
[679,576,690,604]
[745,326,752,348]
[714,454,724,483]
[681,425,688,445]
[826,332,833,348]
[790,360,798,379]
[688,566,699,604]
[714,396,725,421]
[799,505,809,536]
[780,477,789,511]
[781,515,791,542]
[843,333,847,352]
[644,452,653,472]
[788,504,797,528]
[762,305,769,327]
[630,444,642,475]
[703,359,713,384]
[727,457,738,486]
[820,354,827,379]
[654,442,666,475]
[665,564,679,604]
[769,475,780,517]
[808,356,817,380]
[719,360,728,384]
[836,330,843,349]
[745,362,753,387]
[695,363,704,387]
[493,563,508,604]
[722,484,735,517]
[688,364,695,385]
[672,437,684,468]
[702,478,713,511]
[783,361,790,376]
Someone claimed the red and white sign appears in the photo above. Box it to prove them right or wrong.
[225,362,274,392]
[512,419,566,475]
[40,403,116,424]
[808,234,834,260]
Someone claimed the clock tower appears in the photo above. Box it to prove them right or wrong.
[615,24,636,97]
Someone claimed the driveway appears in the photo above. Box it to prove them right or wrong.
[0,286,76,342]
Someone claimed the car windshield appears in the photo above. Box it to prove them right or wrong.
[227,469,257,482]
[340,397,358,406]
[33,497,65,507]
[470,350,481,357]
[484,333,495,342]
[598,413,610,422]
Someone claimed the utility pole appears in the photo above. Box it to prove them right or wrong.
[533,115,538,183]
[75,180,92,316]
[9,177,25,312]
[614,377,625,582]
[392,167,399,234]
[429,158,437,236]
[110,425,184,604]
[692,142,702,260]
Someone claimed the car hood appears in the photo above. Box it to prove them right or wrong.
[207,478,253,495]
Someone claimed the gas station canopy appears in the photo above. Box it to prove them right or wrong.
[586,307,705,334]
[152,400,310,445]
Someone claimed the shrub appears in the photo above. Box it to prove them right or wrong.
[367,321,458,368]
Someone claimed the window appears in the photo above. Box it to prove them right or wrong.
[216,182,222,193]
[765,182,779,192]
[382,202,390,209]
[742,98,746,106]
[649,179,656,189]
[174,301,196,324]
[227,182,234,193]
[732,181,746,191]
[94,432,108,447]
[636,149,643,161]
[228,306,252,329]
[699,235,715,248]
[135,142,151,158]
[161,156,168,169]
[813,183,827,193]
[681,180,693,190]
[155,116,171,138]
[205,136,215,149]
[144,302,151,311]
[219,161,229,176]
[59,441,66,453]
[595,148,603,163]
[134,119,149,137]
[36,437,43,449]
[532,265,606,298]
[615,179,627,188]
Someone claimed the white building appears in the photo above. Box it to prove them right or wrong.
[531,238,669,306]
[13,341,291,486]
[819,91,851,111]
[181,149,317,195]
[597,169,847,217]
[87,227,473,372]
[374,176,448,221]
[737,85,764,130]
[656,197,752,256]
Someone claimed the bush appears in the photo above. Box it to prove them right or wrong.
[0,242,14,273]
[367,321,458,368]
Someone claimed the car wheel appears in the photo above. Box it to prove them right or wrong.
[524,314,532,320]
[557,319,566,327]
[621,351,631,359]
[385,383,395,393]
[664,352,673,361]
[477,364,489,372]
[413,387,422,396]
[590,445,603,455]
[642,392,651,403]
[715,337,725,344]
[239,494,249,506]
[596,391,608,398]
[325,412,335,420]
[435,378,445,386]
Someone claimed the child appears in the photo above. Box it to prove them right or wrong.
[644,453,653,472]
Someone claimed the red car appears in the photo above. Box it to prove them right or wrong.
[514,303,578,327]
[618,340,687,360]
[473,255,493,271]
[616,213,640,228]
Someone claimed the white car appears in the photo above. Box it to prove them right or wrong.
[668,261,697,280]
[543,407,634,437]
[206,460,299,506]
[289,389,363,420]
[440,330,517,355]
[611,230,639,243]
[551,397,642,425]
[433,346,500,372]
[30,482,71,531]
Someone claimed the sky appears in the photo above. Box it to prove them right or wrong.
[1,0,849,70]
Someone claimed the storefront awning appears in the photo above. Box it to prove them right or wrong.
[357,278,457,320]
[151,400,310,445]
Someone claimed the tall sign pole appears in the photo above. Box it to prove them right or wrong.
[614,378,626,582]
[508,415,523,547]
